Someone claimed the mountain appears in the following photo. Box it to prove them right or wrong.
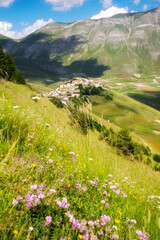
[0,7,160,79]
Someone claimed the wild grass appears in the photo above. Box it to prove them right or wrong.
[0,80,160,239]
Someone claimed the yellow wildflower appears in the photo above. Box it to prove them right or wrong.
[115,219,120,224]
[13,230,18,235]
[78,235,83,239]
[31,164,36,168]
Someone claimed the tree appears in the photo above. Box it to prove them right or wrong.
[14,71,26,85]
[5,53,16,81]
[0,44,6,78]
[0,44,26,84]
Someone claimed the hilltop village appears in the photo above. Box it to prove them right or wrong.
[44,78,104,104]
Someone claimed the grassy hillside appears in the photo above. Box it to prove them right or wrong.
[87,90,160,153]
[0,80,160,239]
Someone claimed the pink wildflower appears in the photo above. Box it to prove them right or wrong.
[131,219,136,224]
[136,230,143,237]
[16,195,23,201]
[122,193,127,198]
[98,229,104,236]
[48,159,53,163]
[88,220,94,226]
[76,183,81,189]
[30,184,37,190]
[94,220,100,226]
[116,190,120,195]
[110,185,117,189]
[45,216,52,227]
[144,232,150,239]
[83,234,89,240]
[101,221,106,226]
[12,199,18,205]
[50,189,56,194]
[101,215,110,222]
[108,174,113,179]
[110,234,119,239]
[69,151,75,155]
[26,202,32,208]
[38,193,45,199]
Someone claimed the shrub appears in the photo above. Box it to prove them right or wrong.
[78,84,104,96]
[69,107,106,135]
[153,154,160,163]
[50,97,64,108]
[69,109,93,134]
[14,71,26,85]
[153,163,160,171]
[146,157,151,165]
[116,129,134,156]
[105,90,113,101]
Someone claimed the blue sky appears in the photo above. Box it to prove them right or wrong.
[0,0,160,39]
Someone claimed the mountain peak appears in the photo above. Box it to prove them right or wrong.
[0,6,160,79]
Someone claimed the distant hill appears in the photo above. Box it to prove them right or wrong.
[0,7,160,79]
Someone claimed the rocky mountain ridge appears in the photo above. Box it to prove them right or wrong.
[0,7,160,79]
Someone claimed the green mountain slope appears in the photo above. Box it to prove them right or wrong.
[0,7,160,80]
[88,91,160,153]
[0,80,160,239]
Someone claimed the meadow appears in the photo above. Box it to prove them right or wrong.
[86,77,160,153]
[0,80,160,239]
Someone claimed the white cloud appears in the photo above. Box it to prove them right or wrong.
[45,0,85,11]
[0,19,54,39]
[0,21,14,36]
[0,0,14,7]
[143,4,148,11]
[21,19,53,38]
[134,0,140,5]
[91,6,128,20]
[101,0,112,9]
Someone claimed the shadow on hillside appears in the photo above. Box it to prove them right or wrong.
[115,103,138,113]
[2,32,111,82]
[128,91,160,111]
[17,33,86,58]
[13,33,88,80]
[66,59,111,78]
[0,37,16,52]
